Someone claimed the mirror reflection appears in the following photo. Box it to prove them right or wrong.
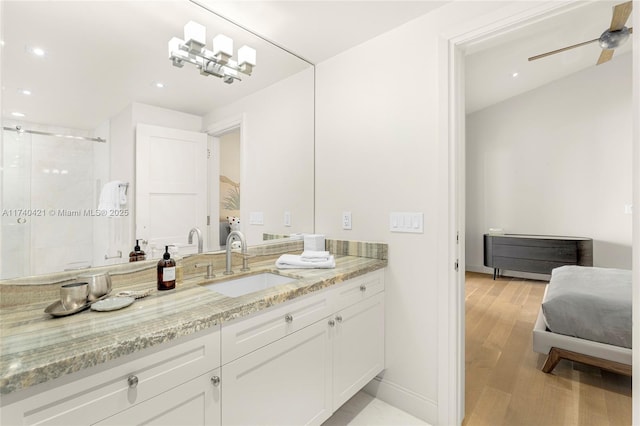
[0,0,315,280]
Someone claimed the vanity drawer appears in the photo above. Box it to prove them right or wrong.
[221,290,332,365]
[7,327,220,426]
[332,270,385,312]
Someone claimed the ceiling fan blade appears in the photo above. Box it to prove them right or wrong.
[596,49,615,65]
[528,38,599,61]
[610,1,632,31]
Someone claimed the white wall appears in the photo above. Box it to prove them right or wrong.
[203,67,315,245]
[466,54,632,273]
[314,2,516,423]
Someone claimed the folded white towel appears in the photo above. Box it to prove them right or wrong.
[98,180,122,213]
[301,250,330,260]
[276,254,335,269]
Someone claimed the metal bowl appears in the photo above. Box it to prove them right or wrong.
[77,272,112,302]
[60,282,89,310]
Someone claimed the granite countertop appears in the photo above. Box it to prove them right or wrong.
[0,254,386,396]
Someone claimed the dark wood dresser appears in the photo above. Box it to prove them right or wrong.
[483,234,593,279]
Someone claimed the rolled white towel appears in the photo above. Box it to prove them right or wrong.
[301,250,330,260]
[276,254,335,269]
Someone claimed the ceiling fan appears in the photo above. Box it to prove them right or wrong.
[529,1,633,65]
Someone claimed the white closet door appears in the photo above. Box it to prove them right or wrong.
[136,124,207,255]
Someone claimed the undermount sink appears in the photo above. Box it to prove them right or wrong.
[201,272,296,298]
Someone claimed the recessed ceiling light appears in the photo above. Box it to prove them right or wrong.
[32,47,45,57]
[11,112,26,117]
[154,81,165,89]
[512,72,519,78]
[18,88,32,96]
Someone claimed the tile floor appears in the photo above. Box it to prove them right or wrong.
[322,391,430,426]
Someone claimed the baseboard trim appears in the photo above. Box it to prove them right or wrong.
[363,376,437,425]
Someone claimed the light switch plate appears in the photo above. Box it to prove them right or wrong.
[390,212,423,233]
[284,211,291,227]
[249,212,264,225]
[342,211,352,230]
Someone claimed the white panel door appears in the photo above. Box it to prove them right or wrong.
[136,124,207,255]
[332,292,385,410]
[221,319,332,426]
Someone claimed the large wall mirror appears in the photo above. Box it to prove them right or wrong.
[0,0,315,280]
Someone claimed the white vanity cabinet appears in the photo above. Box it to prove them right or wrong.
[1,327,221,426]
[1,269,385,426]
[220,269,385,426]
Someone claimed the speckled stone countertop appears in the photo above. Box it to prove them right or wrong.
[0,242,386,397]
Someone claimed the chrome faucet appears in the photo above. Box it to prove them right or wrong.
[224,230,249,275]
[188,227,203,253]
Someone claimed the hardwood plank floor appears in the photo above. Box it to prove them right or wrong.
[463,272,631,426]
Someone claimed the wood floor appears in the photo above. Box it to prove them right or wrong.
[463,272,631,426]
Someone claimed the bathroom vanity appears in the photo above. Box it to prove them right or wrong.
[0,241,386,426]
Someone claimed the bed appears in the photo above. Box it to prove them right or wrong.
[532,265,632,376]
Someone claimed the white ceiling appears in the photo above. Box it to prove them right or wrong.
[465,0,633,113]
[198,1,448,64]
[2,1,633,129]
[199,0,633,114]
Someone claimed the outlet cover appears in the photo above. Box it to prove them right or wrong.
[342,211,352,230]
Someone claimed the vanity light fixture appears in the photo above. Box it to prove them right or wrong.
[168,21,256,84]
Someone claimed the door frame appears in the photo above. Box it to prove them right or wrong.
[206,114,247,249]
[436,2,616,424]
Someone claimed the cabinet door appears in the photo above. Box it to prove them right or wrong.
[332,292,385,409]
[222,319,332,426]
[96,369,221,426]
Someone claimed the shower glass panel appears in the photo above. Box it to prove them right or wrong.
[1,129,33,279]
[0,130,96,279]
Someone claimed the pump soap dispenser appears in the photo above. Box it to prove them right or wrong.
[129,239,146,262]
[157,246,176,290]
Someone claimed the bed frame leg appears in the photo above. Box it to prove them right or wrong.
[542,348,562,373]
[541,347,632,376]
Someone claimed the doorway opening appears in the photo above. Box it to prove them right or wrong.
[444,2,635,424]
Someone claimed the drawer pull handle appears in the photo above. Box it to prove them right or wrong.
[211,376,221,386]
[335,315,343,323]
[127,375,139,389]
[285,313,294,323]
[360,284,367,292]
[328,319,336,327]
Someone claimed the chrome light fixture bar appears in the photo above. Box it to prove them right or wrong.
[168,21,256,84]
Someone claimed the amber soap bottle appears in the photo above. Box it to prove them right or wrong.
[157,246,176,290]
[129,239,146,262]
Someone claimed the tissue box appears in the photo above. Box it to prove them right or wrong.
[304,234,325,251]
